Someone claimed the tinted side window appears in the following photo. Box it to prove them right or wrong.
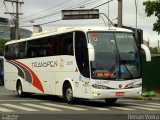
[27,32,73,58]
[17,42,27,59]
[5,43,19,60]
[47,36,61,56]
[5,42,27,60]
[61,33,73,55]
[27,40,39,58]
[4,46,9,59]
[27,37,49,58]
[5,32,74,59]
[47,32,73,56]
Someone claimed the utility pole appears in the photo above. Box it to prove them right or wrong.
[135,0,138,40]
[108,0,110,26]
[4,0,23,40]
[117,0,122,27]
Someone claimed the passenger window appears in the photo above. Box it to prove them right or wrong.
[61,33,73,55]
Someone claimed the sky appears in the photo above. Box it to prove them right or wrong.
[0,0,159,47]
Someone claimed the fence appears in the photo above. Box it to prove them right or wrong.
[142,55,160,91]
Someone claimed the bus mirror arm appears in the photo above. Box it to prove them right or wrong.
[141,44,151,62]
[88,43,95,61]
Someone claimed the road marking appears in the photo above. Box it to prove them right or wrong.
[0,93,12,96]
[118,99,144,102]
[128,103,160,109]
[110,106,135,110]
[41,103,87,111]
[22,103,62,111]
[1,104,39,112]
[147,103,160,106]
[90,107,110,111]
[75,105,110,111]
[128,106,159,111]
[0,100,42,102]
[0,107,14,112]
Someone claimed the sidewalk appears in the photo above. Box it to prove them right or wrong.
[141,91,160,101]
[131,91,160,101]
[132,96,160,101]
[143,97,160,101]
[146,94,160,101]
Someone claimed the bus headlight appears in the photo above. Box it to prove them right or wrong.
[132,84,142,88]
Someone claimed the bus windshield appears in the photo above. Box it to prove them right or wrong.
[88,32,141,80]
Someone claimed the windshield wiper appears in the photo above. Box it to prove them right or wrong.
[122,64,134,79]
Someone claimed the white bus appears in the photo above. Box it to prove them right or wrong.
[4,26,151,104]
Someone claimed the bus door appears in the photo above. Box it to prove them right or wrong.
[74,31,90,98]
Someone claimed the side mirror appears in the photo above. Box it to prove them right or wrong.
[88,43,95,61]
[141,44,151,62]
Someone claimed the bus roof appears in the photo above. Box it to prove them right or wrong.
[5,26,133,45]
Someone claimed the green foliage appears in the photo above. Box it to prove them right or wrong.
[149,47,158,54]
[0,39,8,56]
[143,0,160,34]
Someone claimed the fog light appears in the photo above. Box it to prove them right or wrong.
[92,92,101,96]
[137,91,141,95]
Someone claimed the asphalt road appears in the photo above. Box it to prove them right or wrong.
[0,86,160,120]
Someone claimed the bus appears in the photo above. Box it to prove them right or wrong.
[4,26,151,104]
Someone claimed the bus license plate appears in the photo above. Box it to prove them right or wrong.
[116,92,124,96]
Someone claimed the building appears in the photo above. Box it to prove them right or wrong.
[0,17,32,40]
[0,17,10,40]
[10,27,32,40]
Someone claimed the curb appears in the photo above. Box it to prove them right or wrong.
[143,97,160,101]
[141,91,160,101]
[131,96,160,101]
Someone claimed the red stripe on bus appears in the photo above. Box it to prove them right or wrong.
[12,60,44,93]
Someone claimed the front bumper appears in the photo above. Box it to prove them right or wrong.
[90,87,142,99]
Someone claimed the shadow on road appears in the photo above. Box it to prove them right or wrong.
[17,93,127,107]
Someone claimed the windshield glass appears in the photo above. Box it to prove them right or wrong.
[88,32,141,80]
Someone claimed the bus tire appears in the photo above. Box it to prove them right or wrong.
[105,98,117,105]
[63,83,75,104]
[17,82,24,97]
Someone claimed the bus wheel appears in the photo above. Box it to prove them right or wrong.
[17,82,24,97]
[105,98,117,105]
[63,83,75,104]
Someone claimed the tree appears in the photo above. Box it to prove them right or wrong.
[0,39,8,56]
[143,0,160,34]
[149,47,158,54]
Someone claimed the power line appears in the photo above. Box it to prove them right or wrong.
[69,0,98,9]
[20,19,62,27]
[20,0,99,23]
[21,0,85,21]
[4,0,24,40]
[92,0,114,9]
[0,1,4,8]
[3,1,15,20]
[43,22,104,26]
[21,0,70,20]
[20,0,114,28]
